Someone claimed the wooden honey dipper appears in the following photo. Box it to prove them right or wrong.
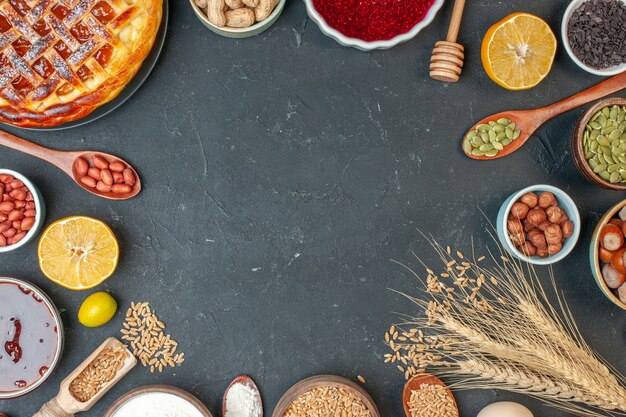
[430,0,466,82]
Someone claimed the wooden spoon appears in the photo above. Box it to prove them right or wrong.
[402,374,458,417]
[463,71,626,160]
[223,375,263,417]
[0,130,141,200]
[33,338,136,417]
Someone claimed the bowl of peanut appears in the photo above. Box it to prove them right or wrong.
[190,0,285,38]
[496,185,581,265]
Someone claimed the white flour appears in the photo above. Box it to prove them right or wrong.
[225,383,262,417]
[111,392,205,417]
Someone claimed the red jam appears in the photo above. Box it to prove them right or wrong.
[312,0,436,42]
[0,282,59,394]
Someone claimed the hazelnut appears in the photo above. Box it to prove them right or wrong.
[548,242,563,255]
[537,221,552,232]
[510,202,530,220]
[518,241,537,257]
[507,219,524,235]
[558,208,570,225]
[619,282,626,304]
[544,224,563,245]
[538,192,557,209]
[510,232,526,246]
[520,192,538,208]
[523,220,535,233]
[561,221,574,238]
[528,229,547,249]
[536,245,549,258]
[526,208,547,226]
[546,206,563,224]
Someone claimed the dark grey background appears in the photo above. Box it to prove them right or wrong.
[1,0,625,416]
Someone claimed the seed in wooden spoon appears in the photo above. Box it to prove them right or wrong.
[408,383,458,417]
[464,118,521,157]
[74,156,136,194]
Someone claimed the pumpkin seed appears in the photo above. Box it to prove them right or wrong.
[584,105,626,183]
[610,171,621,183]
[465,118,522,158]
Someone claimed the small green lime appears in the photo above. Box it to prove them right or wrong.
[78,292,117,328]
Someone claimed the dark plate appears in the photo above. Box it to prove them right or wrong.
[14,0,169,132]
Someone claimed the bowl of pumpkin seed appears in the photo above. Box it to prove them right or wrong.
[572,97,626,190]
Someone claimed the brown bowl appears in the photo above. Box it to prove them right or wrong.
[272,375,380,417]
[572,97,626,190]
[590,198,626,311]
[104,385,213,417]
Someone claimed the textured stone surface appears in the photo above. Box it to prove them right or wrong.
[0,1,624,416]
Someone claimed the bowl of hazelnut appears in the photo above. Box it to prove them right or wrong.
[497,185,581,265]
[590,198,626,310]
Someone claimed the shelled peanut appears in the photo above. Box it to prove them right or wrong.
[194,0,279,28]
[74,155,135,195]
[0,174,36,247]
[598,214,626,304]
[507,191,574,258]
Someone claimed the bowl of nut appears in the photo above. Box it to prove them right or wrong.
[0,169,45,252]
[590,198,626,310]
[496,185,581,265]
[572,98,626,190]
[190,0,285,38]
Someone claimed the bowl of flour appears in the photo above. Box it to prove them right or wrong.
[104,385,213,417]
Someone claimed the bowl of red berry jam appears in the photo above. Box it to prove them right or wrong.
[0,277,63,399]
[304,0,445,50]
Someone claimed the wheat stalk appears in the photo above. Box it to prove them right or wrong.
[385,237,626,417]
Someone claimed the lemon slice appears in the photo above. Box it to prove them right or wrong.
[38,216,119,290]
[481,13,557,90]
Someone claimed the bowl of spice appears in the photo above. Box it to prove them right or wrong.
[190,0,285,38]
[105,385,213,417]
[589,198,626,310]
[0,277,64,399]
[572,98,626,189]
[0,169,45,252]
[562,0,626,76]
[304,0,445,51]
[496,185,581,265]
[272,375,380,417]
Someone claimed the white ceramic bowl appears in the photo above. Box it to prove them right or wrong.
[562,0,626,76]
[304,0,445,51]
[189,0,286,38]
[0,169,45,253]
[496,185,581,266]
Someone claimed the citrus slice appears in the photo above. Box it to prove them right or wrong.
[38,216,119,290]
[481,13,557,90]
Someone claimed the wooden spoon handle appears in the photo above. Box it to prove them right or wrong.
[0,130,73,170]
[32,398,74,417]
[542,71,626,118]
[446,0,466,42]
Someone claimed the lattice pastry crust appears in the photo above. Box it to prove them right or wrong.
[0,0,162,127]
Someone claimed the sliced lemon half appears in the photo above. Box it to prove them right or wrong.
[38,216,119,290]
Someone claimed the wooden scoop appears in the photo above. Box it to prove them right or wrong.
[402,374,458,417]
[32,338,136,417]
[0,130,141,200]
[463,71,626,160]
[223,375,263,417]
[430,0,466,82]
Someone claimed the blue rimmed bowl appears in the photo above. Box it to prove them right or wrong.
[496,184,581,265]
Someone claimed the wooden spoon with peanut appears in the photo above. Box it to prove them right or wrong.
[0,129,141,200]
